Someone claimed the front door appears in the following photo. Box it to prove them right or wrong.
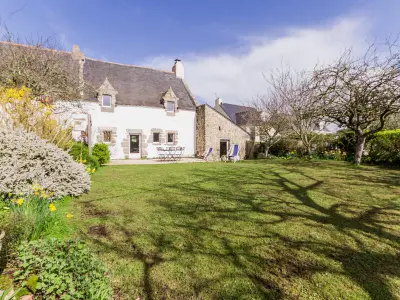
[220,140,229,157]
[129,134,140,159]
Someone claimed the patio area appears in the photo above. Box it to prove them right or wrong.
[107,157,206,165]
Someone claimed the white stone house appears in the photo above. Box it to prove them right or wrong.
[59,46,197,159]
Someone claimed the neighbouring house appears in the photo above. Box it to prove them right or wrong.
[58,45,197,159]
[196,104,251,159]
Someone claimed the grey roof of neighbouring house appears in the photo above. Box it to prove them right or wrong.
[83,58,196,110]
[219,103,255,124]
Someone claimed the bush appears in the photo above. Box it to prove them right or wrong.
[334,130,356,161]
[92,143,111,165]
[269,135,301,157]
[368,129,400,165]
[87,155,100,169]
[13,239,113,299]
[68,143,100,169]
[69,142,89,161]
[0,86,74,150]
[0,127,90,197]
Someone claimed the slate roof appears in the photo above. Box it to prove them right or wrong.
[0,41,197,110]
[220,103,255,124]
[83,58,196,110]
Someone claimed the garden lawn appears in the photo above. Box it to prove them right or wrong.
[67,160,400,299]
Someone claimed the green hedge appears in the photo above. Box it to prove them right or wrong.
[92,143,111,165]
[69,142,100,169]
[368,129,400,165]
[69,142,89,161]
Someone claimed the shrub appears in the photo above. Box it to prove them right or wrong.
[92,143,111,165]
[269,135,301,157]
[87,155,100,169]
[368,129,400,165]
[69,143,100,169]
[0,86,74,150]
[13,239,113,299]
[333,130,356,161]
[0,127,90,197]
[69,142,89,161]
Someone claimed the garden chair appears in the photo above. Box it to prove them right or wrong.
[202,147,213,161]
[166,147,176,161]
[228,144,240,163]
[156,147,166,161]
[176,146,185,161]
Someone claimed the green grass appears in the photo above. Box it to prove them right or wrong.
[67,160,400,299]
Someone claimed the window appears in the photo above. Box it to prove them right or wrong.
[103,130,112,142]
[102,95,112,107]
[167,101,175,112]
[167,133,174,143]
[153,132,160,143]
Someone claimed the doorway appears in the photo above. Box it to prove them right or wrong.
[220,139,230,157]
[129,134,141,159]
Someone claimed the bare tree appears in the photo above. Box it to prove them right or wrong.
[313,42,400,164]
[244,94,292,157]
[0,26,83,101]
[267,69,322,155]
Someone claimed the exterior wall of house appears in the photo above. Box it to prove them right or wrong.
[196,105,250,159]
[56,101,196,159]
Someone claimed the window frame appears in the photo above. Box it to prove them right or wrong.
[102,94,112,107]
[167,132,175,144]
[166,101,175,113]
[103,130,112,143]
[153,132,160,144]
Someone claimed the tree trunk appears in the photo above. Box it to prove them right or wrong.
[354,132,366,165]
[265,147,270,158]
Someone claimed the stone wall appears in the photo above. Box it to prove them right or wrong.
[196,105,206,155]
[196,105,250,159]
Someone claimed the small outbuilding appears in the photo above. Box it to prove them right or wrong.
[196,104,251,160]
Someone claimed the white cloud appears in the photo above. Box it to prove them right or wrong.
[143,17,371,105]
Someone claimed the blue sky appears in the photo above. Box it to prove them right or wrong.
[1,0,399,104]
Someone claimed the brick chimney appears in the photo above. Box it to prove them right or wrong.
[172,59,184,79]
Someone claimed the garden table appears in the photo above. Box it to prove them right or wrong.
[157,146,185,161]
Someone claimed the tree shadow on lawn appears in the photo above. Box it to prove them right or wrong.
[82,162,400,299]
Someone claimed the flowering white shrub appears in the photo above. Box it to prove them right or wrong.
[0,127,90,197]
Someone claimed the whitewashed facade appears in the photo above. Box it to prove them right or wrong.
[57,46,197,160]
[63,103,196,159]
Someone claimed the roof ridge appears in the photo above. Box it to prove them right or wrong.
[0,41,176,75]
[181,79,198,107]
[85,57,175,74]
[0,40,71,54]
[222,102,251,108]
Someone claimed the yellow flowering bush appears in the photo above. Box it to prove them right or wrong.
[0,86,73,150]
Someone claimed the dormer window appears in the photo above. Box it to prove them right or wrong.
[162,87,179,116]
[102,95,112,107]
[167,101,175,112]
